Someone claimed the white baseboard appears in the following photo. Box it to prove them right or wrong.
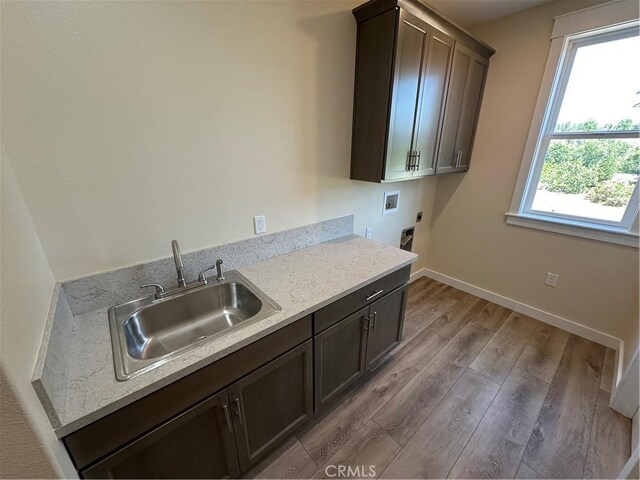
[409,269,427,283]
[416,267,620,349]
[413,267,640,417]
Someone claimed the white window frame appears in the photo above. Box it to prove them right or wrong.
[507,0,640,248]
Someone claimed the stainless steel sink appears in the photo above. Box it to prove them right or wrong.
[109,271,280,381]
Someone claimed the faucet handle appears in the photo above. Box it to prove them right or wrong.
[140,283,165,299]
[198,265,217,284]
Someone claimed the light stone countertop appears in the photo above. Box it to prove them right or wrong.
[56,235,417,437]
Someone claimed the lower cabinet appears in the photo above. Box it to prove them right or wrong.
[82,390,240,479]
[314,284,408,410]
[365,285,407,371]
[314,307,369,409]
[81,340,313,479]
[69,268,410,480]
[229,340,313,470]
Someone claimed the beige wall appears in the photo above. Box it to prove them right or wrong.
[1,0,436,282]
[0,150,76,478]
[426,0,639,369]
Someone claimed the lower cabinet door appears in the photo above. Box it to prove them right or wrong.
[365,285,408,371]
[81,390,240,479]
[314,307,369,410]
[228,340,313,471]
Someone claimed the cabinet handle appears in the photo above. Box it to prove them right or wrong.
[222,403,233,434]
[407,150,423,171]
[453,150,462,167]
[233,396,244,426]
[366,289,384,301]
[363,315,369,331]
[369,312,377,332]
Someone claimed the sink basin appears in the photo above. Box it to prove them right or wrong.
[109,271,280,381]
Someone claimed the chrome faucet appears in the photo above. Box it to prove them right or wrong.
[171,240,187,287]
[138,241,226,299]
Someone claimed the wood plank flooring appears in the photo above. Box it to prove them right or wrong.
[243,277,632,480]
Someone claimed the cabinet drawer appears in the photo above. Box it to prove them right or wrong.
[313,266,410,334]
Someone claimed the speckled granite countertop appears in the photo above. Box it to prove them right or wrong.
[54,235,417,437]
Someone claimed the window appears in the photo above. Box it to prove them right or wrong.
[508,1,640,247]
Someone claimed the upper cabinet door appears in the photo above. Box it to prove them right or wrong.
[384,12,428,181]
[435,43,488,174]
[412,29,454,178]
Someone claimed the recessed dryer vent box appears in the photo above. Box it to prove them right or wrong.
[383,191,400,215]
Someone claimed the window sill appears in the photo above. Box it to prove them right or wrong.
[505,212,639,248]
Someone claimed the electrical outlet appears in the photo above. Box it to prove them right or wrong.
[416,211,423,223]
[253,215,266,235]
[545,272,559,287]
[365,227,372,239]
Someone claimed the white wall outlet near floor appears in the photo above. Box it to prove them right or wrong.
[365,227,372,239]
[253,215,266,235]
[545,272,559,287]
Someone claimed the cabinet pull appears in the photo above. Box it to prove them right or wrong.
[415,151,421,171]
[233,396,244,426]
[369,312,377,333]
[222,403,233,433]
[453,150,462,167]
[407,150,416,171]
[363,315,369,331]
[366,289,384,301]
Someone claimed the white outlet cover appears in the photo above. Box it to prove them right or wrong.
[545,272,559,287]
[253,215,266,235]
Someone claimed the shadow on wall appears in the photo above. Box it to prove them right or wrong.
[296,8,356,180]
[429,172,464,225]
[0,369,57,479]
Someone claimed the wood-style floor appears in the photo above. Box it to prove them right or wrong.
[243,278,632,480]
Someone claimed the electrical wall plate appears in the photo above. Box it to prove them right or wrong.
[254,215,267,234]
[383,191,400,215]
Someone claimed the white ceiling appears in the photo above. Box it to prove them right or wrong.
[426,0,556,28]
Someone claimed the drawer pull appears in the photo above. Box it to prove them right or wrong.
[366,289,384,301]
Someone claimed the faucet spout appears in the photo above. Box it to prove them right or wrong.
[171,240,187,287]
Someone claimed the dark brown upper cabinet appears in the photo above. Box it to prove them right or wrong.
[435,43,489,174]
[350,0,495,183]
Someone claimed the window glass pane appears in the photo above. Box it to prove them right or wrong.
[555,35,640,132]
[531,138,639,222]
